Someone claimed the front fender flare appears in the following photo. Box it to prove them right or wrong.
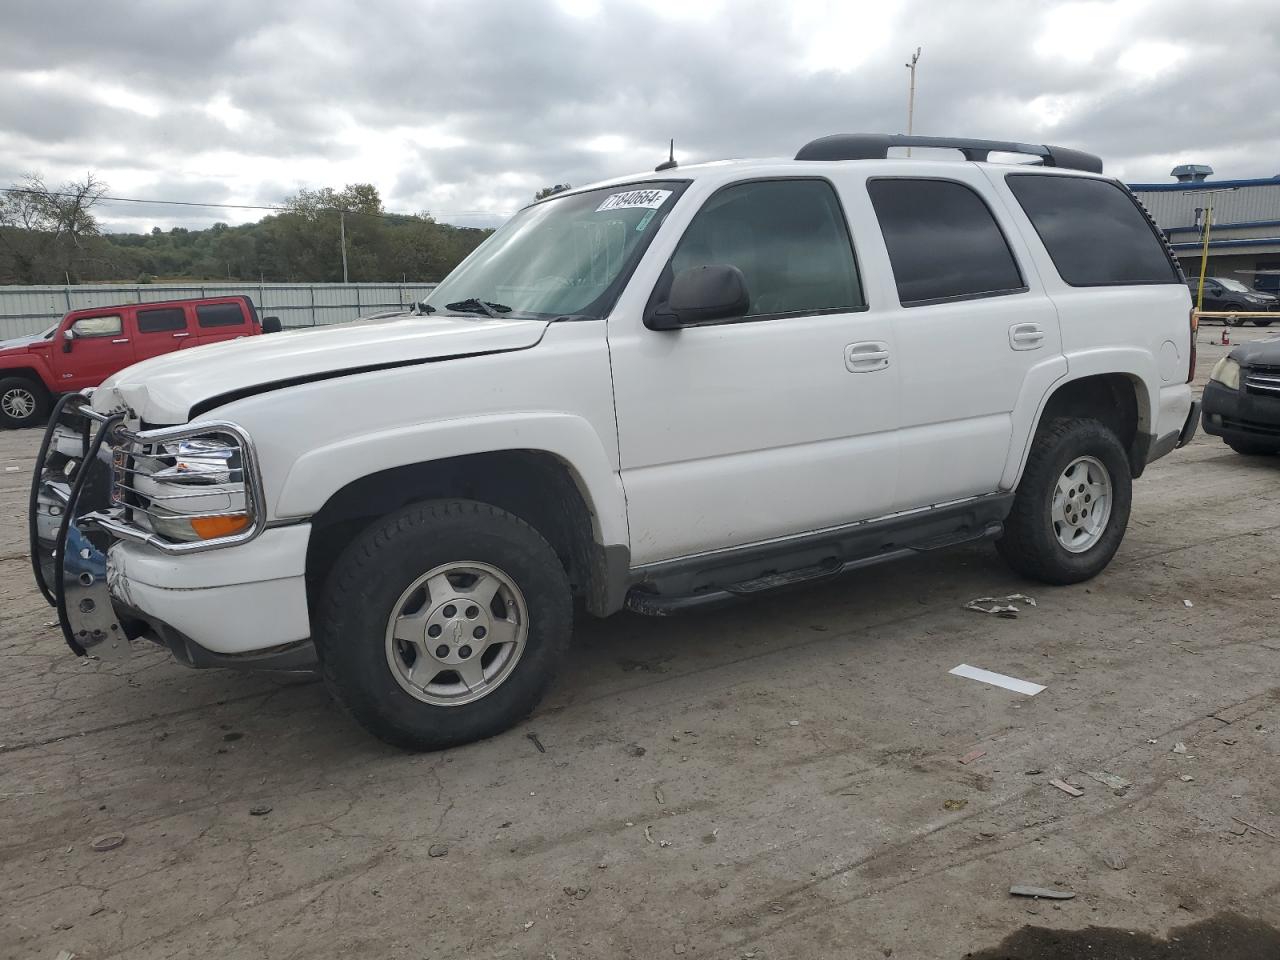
[273,412,628,549]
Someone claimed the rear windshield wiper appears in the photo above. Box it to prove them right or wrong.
[444,297,512,318]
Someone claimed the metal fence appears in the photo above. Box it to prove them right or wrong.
[0,282,440,341]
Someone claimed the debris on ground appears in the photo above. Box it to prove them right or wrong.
[950,663,1046,696]
[1172,741,1188,754]
[1085,771,1131,792]
[787,720,800,726]
[90,833,126,852]
[1024,768,1043,775]
[1179,775,1195,782]
[654,787,665,805]
[428,843,449,857]
[625,743,646,758]
[563,884,590,900]
[526,732,546,753]
[644,825,655,845]
[1232,816,1279,841]
[1010,885,1076,900]
[1049,778,1084,797]
[522,920,535,931]
[943,798,968,811]
[1183,599,1194,608]
[54,951,76,960]
[249,804,272,816]
[959,749,987,765]
[1101,851,1127,871]
[964,594,1036,618]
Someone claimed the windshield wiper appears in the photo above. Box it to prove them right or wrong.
[444,297,512,318]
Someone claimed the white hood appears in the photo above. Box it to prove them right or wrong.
[93,313,549,424]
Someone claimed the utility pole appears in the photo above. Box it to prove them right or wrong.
[339,211,349,284]
[905,47,921,157]
[1196,204,1212,311]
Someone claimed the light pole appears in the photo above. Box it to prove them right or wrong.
[339,211,349,284]
[1188,186,1238,311]
[905,47,921,157]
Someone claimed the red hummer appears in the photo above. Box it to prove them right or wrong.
[0,296,280,428]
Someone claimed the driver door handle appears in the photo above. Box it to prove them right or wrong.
[111,338,130,344]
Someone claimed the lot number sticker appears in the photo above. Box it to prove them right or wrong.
[596,189,672,212]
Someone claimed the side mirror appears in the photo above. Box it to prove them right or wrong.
[647,264,750,330]
[261,316,283,334]
[62,328,74,353]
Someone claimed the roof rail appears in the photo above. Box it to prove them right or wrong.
[794,134,1103,174]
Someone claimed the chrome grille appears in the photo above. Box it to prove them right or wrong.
[1244,365,1280,396]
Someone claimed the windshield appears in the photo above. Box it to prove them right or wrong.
[425,181,686,319]
[1218,277,1250,292]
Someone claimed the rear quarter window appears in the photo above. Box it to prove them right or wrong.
[1005,174,1179,286]
[197,302,246,328]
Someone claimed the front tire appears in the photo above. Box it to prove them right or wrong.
[314,499,573,750]
[997,418,1133,585]
[0,377,49,429]
[1252,319,1274,327]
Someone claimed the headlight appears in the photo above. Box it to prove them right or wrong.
[1209,357,1241,390]
[114,427,257,544]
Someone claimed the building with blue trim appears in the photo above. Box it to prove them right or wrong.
[1129,167,1280,294]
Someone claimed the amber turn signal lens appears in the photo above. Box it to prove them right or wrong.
[189,514,251,539]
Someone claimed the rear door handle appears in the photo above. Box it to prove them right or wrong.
[111,338,130,344]
[172,332,190,338]
[845,340,890,372]
[1009,323,1044,351]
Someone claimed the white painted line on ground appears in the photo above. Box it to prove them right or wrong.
[949,663,1045,696]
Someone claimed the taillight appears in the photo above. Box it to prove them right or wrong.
[1188,307,1198,383]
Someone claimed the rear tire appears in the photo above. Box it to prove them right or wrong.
[0,377,49,429]
[1252,319,1274,327]
[1227,440,1277,456]
[997,418,1133,585]
[1223,306,1244,326]
[314,499,573,751]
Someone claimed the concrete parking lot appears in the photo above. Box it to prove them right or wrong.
[2,326,1278,960]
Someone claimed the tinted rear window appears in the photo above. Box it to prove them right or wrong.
[137,307,186,333]
[1006,174,1179,286]
[868,178,1025,306]
[197,302,246,328]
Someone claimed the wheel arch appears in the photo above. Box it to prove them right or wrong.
[304,449,629,620]
[1006,371,1149,489]
[0,365,53,393]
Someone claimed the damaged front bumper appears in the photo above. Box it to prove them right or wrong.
[30,393,316,669]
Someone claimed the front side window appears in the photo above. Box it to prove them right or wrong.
[71,315,122,338]
[137,307,187,333]
[426,181,686,319]
[868,178,1025,306]
[666,179,864,319]
[1006,174,1179,286]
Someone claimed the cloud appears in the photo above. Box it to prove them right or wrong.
[3,0,1279,232]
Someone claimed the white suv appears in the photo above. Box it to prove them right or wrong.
[32,134,1200,749]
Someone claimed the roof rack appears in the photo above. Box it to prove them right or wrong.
[794,134,1103,174]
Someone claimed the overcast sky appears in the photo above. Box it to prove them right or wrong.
[3,0,1278,233]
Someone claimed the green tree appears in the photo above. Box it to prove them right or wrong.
[534,184,571,201]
